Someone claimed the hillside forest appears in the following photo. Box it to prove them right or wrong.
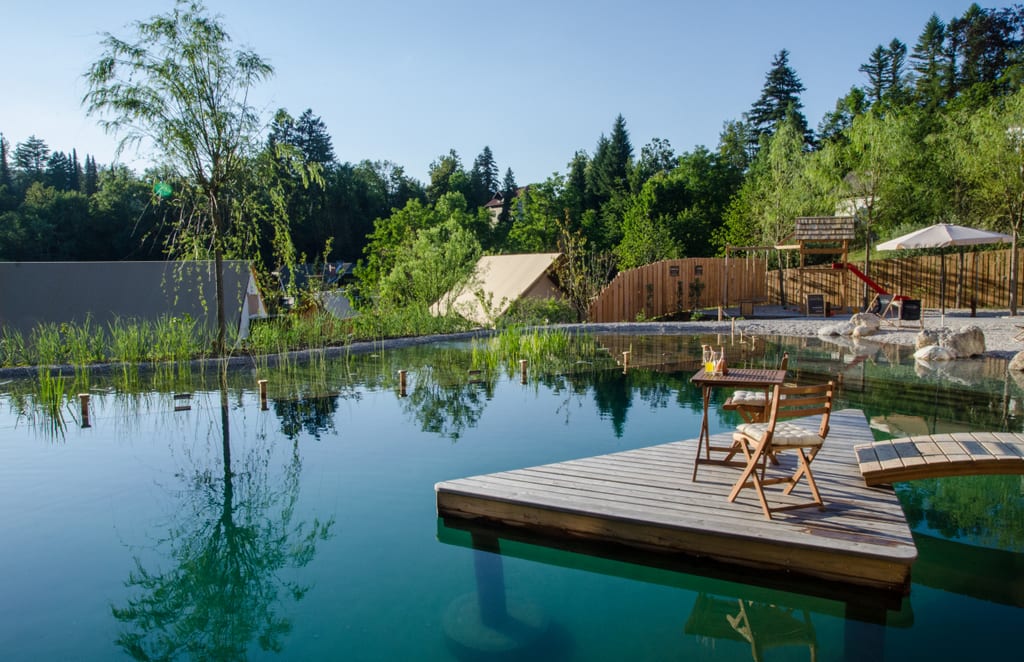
[4,2,1024,322]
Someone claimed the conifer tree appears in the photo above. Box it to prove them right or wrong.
[499,167,517,225]
[70,149,82,192]
[469,146,499,208]
[910,13,949,109]
[0,134,12,190]
[82,155,99,196]
[746,50,810,147]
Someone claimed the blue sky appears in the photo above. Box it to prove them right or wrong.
[2,1,1008,185]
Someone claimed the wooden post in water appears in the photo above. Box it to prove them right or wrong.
[519,360,528,384]
[622,350,631,373]
[78,393,91,428]
[258,379,268,411]
[398,370,408,397]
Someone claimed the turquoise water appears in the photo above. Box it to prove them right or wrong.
[0,334,1021,660]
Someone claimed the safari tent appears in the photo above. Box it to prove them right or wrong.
[433,253,563,325]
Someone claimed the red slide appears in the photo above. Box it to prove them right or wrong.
[830,262,889,295]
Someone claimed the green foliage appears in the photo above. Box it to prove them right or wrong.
[746,49,810,147]
[84,0,277,354]
[499,297,578,327]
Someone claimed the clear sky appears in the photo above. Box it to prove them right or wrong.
[2,1,1009,185]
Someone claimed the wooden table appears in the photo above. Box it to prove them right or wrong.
[690,368,788,481]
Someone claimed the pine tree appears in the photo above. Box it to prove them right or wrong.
[499,167,517,225]
[469,146,499,207]
[886,39,908,98]
[70,149,82,192]
[269,108,335,165]
[860,45,890,105]
[294,109,335,164]
[746,50,809,147]
[46,151,71,190]
[13,135,49,180]
[82,155,99,196]
[910,13,949,109]
[587,115,633,203]
[0,134,11,190]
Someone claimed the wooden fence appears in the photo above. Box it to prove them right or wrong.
[586,248,1021,322]
[587,257,767,322]
[770,248,1021,312]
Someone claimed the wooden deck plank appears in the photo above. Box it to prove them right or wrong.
[437,408,916,593]
[856,431,1024,485]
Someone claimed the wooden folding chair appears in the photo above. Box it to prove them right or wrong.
[726,381,834,520]
[722,353,789,424]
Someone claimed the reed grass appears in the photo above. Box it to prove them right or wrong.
[0,327,27,367]
[33,369,68,438]
[30,323,66,366]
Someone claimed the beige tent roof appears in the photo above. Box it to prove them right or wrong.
[434,253,561,325]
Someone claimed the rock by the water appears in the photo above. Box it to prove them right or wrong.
[852,324,879,337]
[818,322,852,337]
[850,312,881,330]
[942,325,985,357]
[913,326,985,358]
[1009,350,1024,371]
[916,329,940,350]
[914,345,955,361]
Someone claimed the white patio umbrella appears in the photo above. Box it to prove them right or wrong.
[876,223,1012,316]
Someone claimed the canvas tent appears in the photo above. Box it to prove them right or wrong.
[433,253,562,325]
[0,260,267,340]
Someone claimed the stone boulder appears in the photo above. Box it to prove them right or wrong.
[850,312,881,331]
[914,345,955,361]
[818,312,882,338]
[915,329,940,350]
[913,325,986,358]
[1009,350,1024,371]
[818,322,853,337]
[943,325,985,357]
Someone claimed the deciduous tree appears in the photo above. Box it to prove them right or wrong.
[84,0,275,354]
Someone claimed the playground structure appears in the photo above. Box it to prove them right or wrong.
[830,262,919,326]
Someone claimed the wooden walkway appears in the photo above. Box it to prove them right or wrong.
[855,432,1024,486]
[436,409,917,594]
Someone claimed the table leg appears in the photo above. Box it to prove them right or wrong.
[692,385,712,481]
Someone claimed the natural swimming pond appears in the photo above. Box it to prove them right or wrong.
[1,332,1021,660]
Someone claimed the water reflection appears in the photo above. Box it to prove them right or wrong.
[684,593,817,662]
[111,371,333,660]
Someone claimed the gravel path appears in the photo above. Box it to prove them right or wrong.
[576,307,1024,360]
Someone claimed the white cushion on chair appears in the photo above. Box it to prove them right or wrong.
[731,390,767,405]
[735,421,823,448]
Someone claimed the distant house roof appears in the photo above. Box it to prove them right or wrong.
[275,261,353,291]
[0,260,266,340]
[483,186,529,209]
[433,253,562,325]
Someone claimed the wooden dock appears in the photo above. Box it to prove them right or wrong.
[855,432,1024,486]
[436,408,917,594]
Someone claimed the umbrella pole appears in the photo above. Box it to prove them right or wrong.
[940,252,946,325]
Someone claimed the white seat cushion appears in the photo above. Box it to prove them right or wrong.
[735,421,823,448]
[731,390,767,405]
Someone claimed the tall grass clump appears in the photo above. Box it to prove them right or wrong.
[151,315,205,364]
[108,318,150,365]
[0,328,27,367]
[62,316,107,374]
[34,369,68,438]
[477,326,607,379]
[30,323,67,366]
